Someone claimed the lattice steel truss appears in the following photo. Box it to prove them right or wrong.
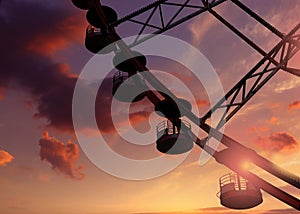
[111,0,227,47]
[203,27,300,129]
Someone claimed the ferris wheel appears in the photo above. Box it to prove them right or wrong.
[71,0,300,210]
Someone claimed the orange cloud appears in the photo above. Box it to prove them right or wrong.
[57,63,79,78]
[129,110,152,133]
[255,132,299,154]
[251,126,269,133]
[288,101,300,111]
[196,99,209,107]
[26,14,85,56]
[0,1,82,132]
[130,111,151,124]
[39,131,84,180]
[267,117,279,125]
[0,150,14,166]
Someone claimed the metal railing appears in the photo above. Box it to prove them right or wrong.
[156,119,191,135]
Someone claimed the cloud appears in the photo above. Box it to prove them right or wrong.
[0,1,125,134]
[267,117,279,125]
[251,126,269,133]
[25,12,85,57]
[39,131,84,180]
[255,132,299,153]
[273,77,300,93]
[130,110,152,124]
[196,99,209,107]
[189,13,218,45]
[0,150,14,166]
[288,101,300,111]
[32,75,77,131]
[0,0,85,131]
[129,109,152,133]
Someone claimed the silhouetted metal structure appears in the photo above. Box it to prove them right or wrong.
[113,51,147,74]
[155,98,192,120]
[85,25,116,54]
[218,173,263,209]
[112,71,146,102]
[86,5,118,28]
[156,119,193,154]
[71,0,300,210]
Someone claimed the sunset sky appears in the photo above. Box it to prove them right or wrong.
[1,0,300,213]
